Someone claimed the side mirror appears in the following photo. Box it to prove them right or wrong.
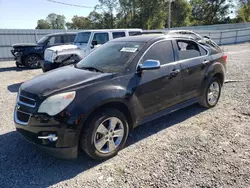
[203,36,210,39]
[138,60,161,71]
[91,40,98,48]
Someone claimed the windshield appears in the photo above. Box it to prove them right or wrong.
[37,36,49,44]
[76,41,145,73]
[74,32,91,44]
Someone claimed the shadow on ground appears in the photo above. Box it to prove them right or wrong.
[0,104,206,188]
[7,82,23,93]
[0,66,30,73]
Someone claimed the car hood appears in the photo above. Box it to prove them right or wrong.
[12,43,39,48]
[20,65,113,97]
[48,44,79,52]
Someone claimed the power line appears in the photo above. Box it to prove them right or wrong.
[46,0,95,9]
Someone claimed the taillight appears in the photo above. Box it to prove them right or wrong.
[222,54,227,63]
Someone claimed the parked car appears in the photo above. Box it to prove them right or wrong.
[14,33,227,160]
[11,32,77,68]
[41,29,142,72]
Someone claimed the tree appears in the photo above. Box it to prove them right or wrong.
[36,13,66,29]
[97,0,118,28]
[66,16,92,29]
[170,0,192,27]
[237,0,250,22]
[88,10,105,29]
[36,19,51,29]
[46,13,66,29]
[190,0,232,25]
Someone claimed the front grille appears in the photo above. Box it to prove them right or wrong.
[18,95,36,108]
[19,95,36,107]
[15,92,36,125]
[15,110,31,124]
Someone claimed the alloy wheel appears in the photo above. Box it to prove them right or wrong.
[26,56,40,68]
[207,81,220,106]
[94,117,124,154]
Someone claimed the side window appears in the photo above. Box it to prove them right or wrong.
[177,40,201,60]
[142,41,175,65]
[63,35,76,43]
[92,33,109,45]
[112,32,125,39]
[48,36,62,45]
[199,45,207,56]
[68,35,76,42]
[129,31,142,36]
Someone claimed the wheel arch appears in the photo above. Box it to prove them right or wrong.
[22,53,43,62]
[76,100,134,150]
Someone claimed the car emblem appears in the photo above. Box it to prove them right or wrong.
[16,105,20,110]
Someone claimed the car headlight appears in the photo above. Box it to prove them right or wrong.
[38,91,76,116]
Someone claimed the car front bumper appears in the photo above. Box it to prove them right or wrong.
[14,107,79,159]
[40,60,60,72]
[11,50,23,64]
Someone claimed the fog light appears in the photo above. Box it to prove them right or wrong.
[38,134,58,142]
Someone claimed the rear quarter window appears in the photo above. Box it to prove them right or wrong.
[112,32,126,39]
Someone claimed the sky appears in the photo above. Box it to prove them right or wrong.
[0,0,99,29]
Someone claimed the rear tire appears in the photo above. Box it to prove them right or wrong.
[24,54,41,69]
[80,108,129,160]
[199,77,222,108]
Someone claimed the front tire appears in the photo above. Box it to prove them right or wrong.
[80,108,129,160]
[199,77,222,108]
[24,54,41,69]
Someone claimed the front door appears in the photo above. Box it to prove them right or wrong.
[174,40,211,101]
[135,40,182,118]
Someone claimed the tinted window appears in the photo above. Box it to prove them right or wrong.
[142,41,175,65]
[203,39,221,54]
[76,41,144,73]
[129,31,142,36]
[176,40,201,60]
[93,33,109,45]
[48,36,62,45]
[199,46,207,56]
[112,32,125,39]
[74,32,91,44]
[37,36,49,44]
[64,34,76,43]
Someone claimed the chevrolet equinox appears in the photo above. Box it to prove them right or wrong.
[14,34,227,160]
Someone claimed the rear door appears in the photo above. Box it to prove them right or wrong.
[135,40,182,117]
[173,39,210,101]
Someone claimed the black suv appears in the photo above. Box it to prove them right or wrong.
[14,34,227,160]
[11,32,76,68]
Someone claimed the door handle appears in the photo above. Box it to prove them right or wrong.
[203,60,210,65]
[169,69,180,79]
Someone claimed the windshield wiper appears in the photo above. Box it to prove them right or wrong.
[81,66,103,73]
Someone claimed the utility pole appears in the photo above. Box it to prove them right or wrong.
[166,0,174,29]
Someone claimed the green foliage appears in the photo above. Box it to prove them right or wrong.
[237,1,250,22]
[66,16,92,29]
[36,19,51,29]
[190,0,231,25]
[46,13,66,29]
[36,13,66,29]
[36,0,243,30]
[171,0,192,27]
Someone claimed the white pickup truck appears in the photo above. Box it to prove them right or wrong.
[41,29,142,72]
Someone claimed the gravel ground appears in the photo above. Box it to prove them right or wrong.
[0,43,249,188]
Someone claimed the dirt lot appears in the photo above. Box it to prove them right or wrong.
[0,43,249,188]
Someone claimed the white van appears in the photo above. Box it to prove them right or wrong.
[42,29,142,72]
